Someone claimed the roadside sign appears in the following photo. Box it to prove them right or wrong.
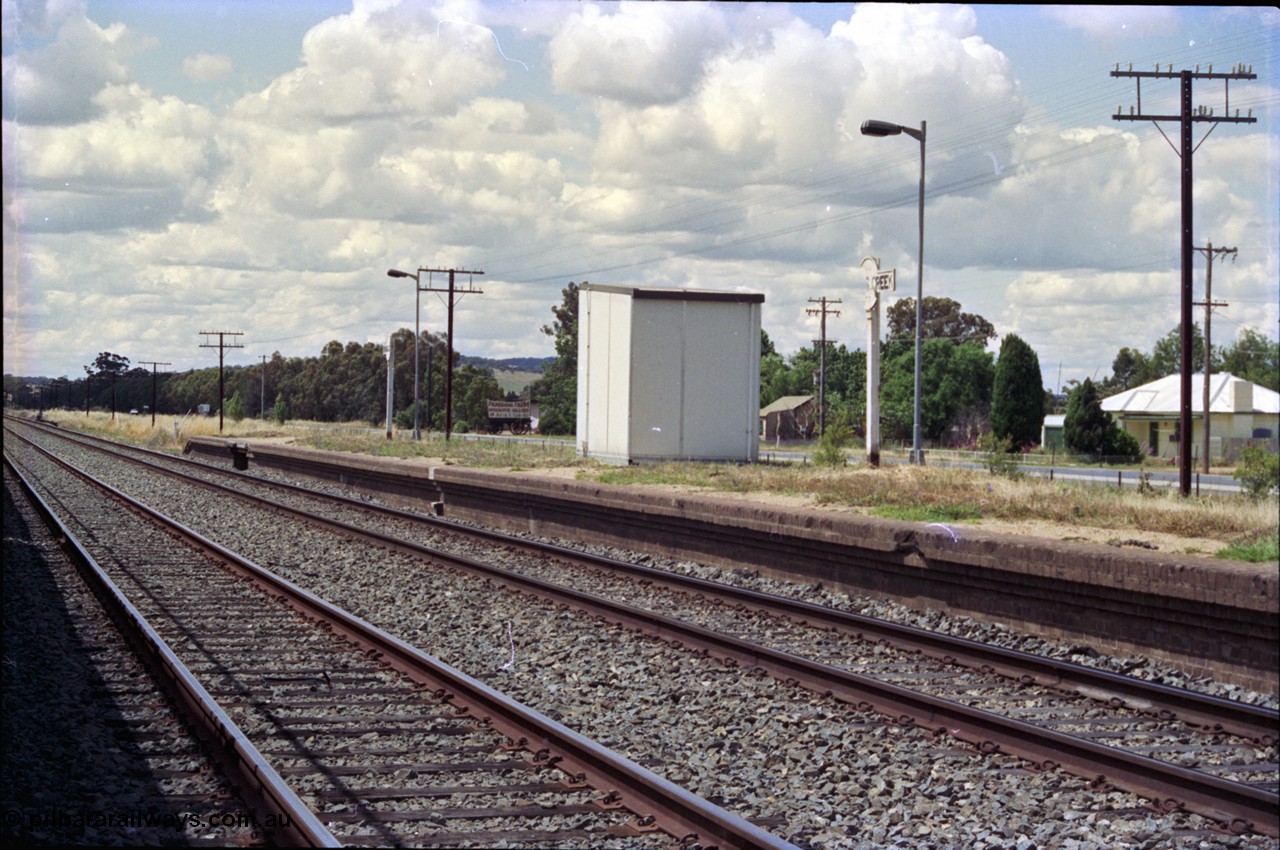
[871,269,896,291]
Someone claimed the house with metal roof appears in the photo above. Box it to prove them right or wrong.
[759,395,816,442]
[1101,373,1279,461]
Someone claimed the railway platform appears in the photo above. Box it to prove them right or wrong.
[185,436,1278,692]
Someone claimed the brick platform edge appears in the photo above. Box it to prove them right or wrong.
[187,438,1278,692]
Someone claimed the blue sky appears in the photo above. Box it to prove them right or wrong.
[4,3,1277,390]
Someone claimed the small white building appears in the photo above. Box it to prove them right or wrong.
[577,284,763,464]
[1102,373,1280,461]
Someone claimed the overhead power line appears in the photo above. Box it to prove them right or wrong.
[1110,62,1256,496]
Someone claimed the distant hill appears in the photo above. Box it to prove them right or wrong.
[460,356,553,395]
[461,356,553,373]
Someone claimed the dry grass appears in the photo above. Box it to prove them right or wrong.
[27,410,1277,553]
[592,460,1277,543]
[33,411,584,469]
[40,410,295,452]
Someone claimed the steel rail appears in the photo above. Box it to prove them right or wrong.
[9,421,1279,836]
[27,430,1274,838]
[16,418,1271,744]
[3,454,341,848]
[7,432,798,850]
[293,514,1280,836]
[338,490,1279,743]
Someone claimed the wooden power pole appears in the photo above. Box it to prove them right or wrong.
[1111,62,1255,495]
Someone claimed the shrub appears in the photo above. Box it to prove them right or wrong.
[225,390,247,423]
[980,433,1023,479]
[812,409,855,467]
[1233,444,1279,499]
[1105,428,1143,464]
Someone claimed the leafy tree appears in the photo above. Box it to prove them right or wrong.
[451,363,504,432]
[1220,328,1280,392]
[1233,445,1279,499]
[91,351,131,376]
[759,348,793,408]
[162,367,222,414]
[886,297,997,348]
[225,390,247,422]
[1064,378,1117,457]
[990,334,1044,448]
[1147,323,1209,380]
[881,338,994,444]
[531,282,581,435]
[84,351,130,414]
[760,329,777,358]
[1105,347,1153,393]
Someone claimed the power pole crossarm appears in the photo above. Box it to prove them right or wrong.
[1110,64,1255,497]
[414,268,484,441]
[806,297,841,439]
[138,361,171,428]
[199,331,245,434]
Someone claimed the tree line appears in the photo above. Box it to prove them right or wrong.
[7,329,509,434]
[527,282,1279,458]
[8,283,1277,455]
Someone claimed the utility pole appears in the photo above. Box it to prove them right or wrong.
[1111,62,1255,496]
[418,268,484,440]
[806,297,841,438]
[138,361,171,428]
[386,335,395,440]
[1192,242,1235,473]
[199,331,244,434]
[260,355,268,420]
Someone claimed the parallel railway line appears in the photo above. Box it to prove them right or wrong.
[4,423,793,849]
[5,417,1278,844]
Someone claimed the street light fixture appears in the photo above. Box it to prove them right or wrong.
[388,268,424,440]
[861,118,926,464]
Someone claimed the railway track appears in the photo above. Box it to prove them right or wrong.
[6,418,1279,844]
[2,471,271,847]
[4,424,794,849]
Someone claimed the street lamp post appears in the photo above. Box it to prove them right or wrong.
[861,118,926,464]
[387,268,424,440]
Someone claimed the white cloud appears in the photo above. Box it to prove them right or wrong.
[549,1,729,106]
[1,1,1275,386]
[1,12,149,124]
[182,53,232,82]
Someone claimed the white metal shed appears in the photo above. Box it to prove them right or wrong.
[576,284,764,464]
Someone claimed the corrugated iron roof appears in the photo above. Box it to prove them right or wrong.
[1101,373,1280,415]
[759,395,814,416]
[582,283,765,303]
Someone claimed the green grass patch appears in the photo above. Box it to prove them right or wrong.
[1215,528,1279,564]
[869,503,983,523]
